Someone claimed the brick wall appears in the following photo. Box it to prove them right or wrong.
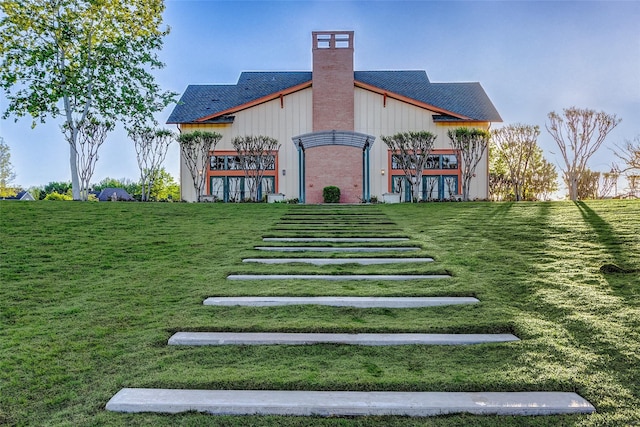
[312,31,354,132]
[305,145,362,204]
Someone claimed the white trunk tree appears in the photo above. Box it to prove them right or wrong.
[128,127,174,201]
[63,115,113,200]
[448,127,491,201]
[0,0,175,200]
[177,131,222,202]
[546,107,621,201]
[231,135,280,202]
[381,131,437,202]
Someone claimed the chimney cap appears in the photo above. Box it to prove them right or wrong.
[312,31,354,50]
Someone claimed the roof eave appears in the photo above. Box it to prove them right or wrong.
[354,80,471,120]
[192,80,312,123]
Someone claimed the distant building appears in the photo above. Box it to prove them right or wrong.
[97,188,134,202]
[2,190,35,201]
[168,31,501,203]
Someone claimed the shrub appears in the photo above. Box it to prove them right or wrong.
[323,186,340,203]
[44,192,73,201]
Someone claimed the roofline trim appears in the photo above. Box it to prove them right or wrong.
[354,80,472,120]
[192,80,313,123]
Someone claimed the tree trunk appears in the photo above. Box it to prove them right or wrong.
[569,176,578,201]
[69,138,81,201]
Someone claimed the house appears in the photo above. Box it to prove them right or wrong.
[2,190,35,201]
[168,31,501,203]
[97,188,134,202]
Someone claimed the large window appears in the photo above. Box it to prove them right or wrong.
[441,154,458,169]
[421,175,458,201]
[392,175,459,202]
[209,176,275,202]
[391,153,458,170]
[210,155,275,171]
[388,150,460,201]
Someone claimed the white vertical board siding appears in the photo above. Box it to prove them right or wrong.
[354,87,489,200]
[179,86,489,202]
[179,88,313,201]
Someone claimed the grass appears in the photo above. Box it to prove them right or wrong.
[1,200,639,426]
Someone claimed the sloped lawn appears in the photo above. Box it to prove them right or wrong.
[0,200,638,426]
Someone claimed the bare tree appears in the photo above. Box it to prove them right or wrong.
[491,124,539,201]
[381,131,437,202]
[628,174,640,198]
[614,135,640,172]
[176,131,222,202]
[614,135,640,197]
[546,107,621,201]
[231,135,280,202]
[597,165,621,199]
[128,126,174,201]
[448,127,490,201]
[63,115,113,200]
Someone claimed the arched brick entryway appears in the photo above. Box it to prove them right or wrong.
[293,130,375,204]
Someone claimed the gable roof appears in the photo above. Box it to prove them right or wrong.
[167,70,501,124]
[2,190,35,201]
[97,188,134,201]
[167,72,312,124]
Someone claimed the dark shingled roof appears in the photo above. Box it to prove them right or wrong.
[97,188,134,202]
[167,70,501,124]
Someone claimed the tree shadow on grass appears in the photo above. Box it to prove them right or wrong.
[575,201,639,275]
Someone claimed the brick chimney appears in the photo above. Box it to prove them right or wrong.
[312,31,354,132]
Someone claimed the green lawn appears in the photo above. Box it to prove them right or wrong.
[1,200,639,426]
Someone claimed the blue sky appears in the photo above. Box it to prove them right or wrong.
[1,0,639,191]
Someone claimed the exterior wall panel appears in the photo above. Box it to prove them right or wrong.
[179,88,312,202]
[179,86,490,202]
[354,88,489,200]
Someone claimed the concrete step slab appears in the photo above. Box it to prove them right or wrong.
[263,237,410,242]
[106,388,595,416]
[255,246,420,252]
[168,332,518,346]
[227,274,450,281]
[242,257,434,265]
[203,296,479,307]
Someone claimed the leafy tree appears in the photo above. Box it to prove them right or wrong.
[177,131,222,202]
[0,136,17,197]
[0,0,176,200]
[44,181,72,195]
[381,131,437,202]
[148,167,179,201]
[523,148,558,201]
[27,186,46,200]
[448,127,490,201]
[128,126,174,201]
[491,124,539,201]
[489,127,559,201]
[546,107,621,201]
[231,135,280,202]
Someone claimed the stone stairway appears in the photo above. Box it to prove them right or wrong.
[106,205,595,418]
